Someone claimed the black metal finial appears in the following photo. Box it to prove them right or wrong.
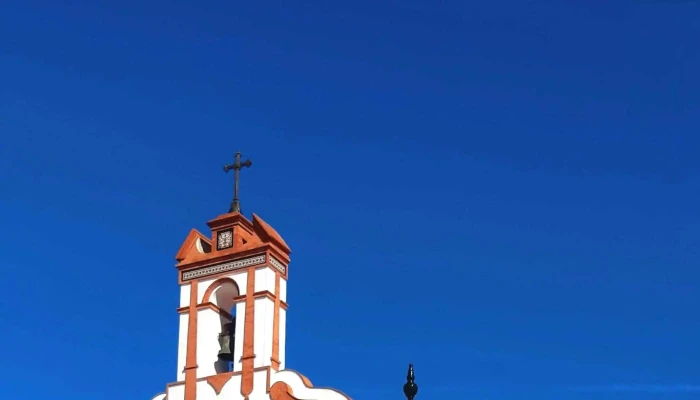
[403,363,418,400]
[223,151,253,213]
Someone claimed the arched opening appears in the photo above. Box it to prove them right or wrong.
[207,279,240,374]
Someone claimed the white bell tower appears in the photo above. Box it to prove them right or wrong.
[149,156,353,400]
[163,211,291,400]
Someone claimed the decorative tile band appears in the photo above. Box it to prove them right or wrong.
[182,254,266,281]
[269,257,287,274]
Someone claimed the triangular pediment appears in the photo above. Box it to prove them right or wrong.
[174,229,212,262]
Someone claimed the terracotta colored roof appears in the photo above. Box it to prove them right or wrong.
[252,213,291,254]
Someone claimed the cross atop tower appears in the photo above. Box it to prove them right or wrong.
[223,151,252,213]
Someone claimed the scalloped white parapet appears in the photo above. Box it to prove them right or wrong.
[151,367,351,400]
[270,370,352,400]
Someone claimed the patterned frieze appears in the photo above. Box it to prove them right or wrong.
[269,256,287,274]
[181,253,288,281]
[182,254,266,281]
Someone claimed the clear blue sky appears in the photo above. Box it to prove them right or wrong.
[1,1,699,400]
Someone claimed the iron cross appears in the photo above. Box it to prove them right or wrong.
[223,151,253,213]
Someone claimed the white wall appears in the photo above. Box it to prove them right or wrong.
[278,308,286,370]
[279,278,287,303]
[176,314,189,381]
[180,284,191,308]
[177,283,192,381]
[167,383,185,400]
[217,375,244,400]
[254,268,276,293]
[252,369,270,400]
[232,300,246,372]
[253,297,274,368]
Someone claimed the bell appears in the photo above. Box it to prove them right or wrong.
[217,320,235,362]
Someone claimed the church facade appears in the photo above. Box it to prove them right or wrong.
[149,209,354,400]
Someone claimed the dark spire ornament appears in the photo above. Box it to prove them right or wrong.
[223,151,252,213]
[403,363,418,400]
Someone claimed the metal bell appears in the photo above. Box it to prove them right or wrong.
[217,320,236,361]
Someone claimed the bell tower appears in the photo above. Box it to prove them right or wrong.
[173,211,291,395]
[150,152,352,400]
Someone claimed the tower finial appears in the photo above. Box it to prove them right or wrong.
[223,151,253,213]
[403,363,418,400]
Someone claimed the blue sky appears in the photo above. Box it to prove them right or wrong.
[1,1,699,400]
